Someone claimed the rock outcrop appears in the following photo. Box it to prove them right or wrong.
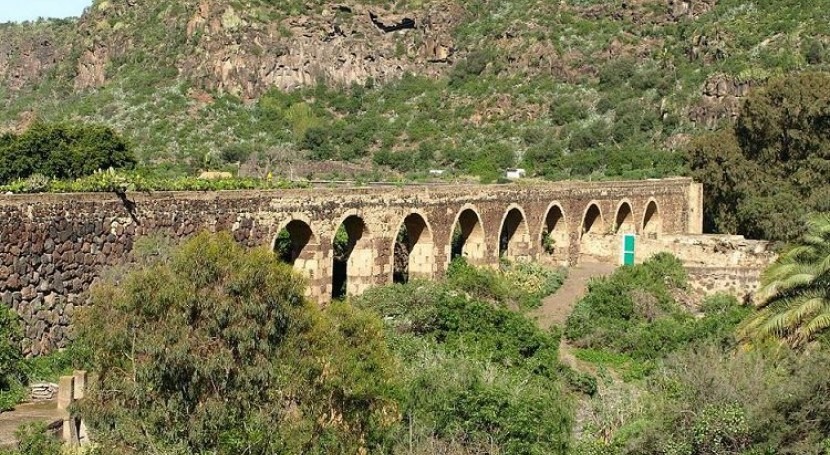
[688,73,759,128]
[0,0,462,100]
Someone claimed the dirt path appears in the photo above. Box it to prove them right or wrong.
[533,262,617,330]
[0,401,64,448]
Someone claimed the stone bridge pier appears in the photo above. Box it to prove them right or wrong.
[0,178,703,353]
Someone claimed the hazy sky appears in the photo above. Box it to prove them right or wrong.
[0,0,92,23]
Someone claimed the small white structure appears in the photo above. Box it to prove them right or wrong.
[505,168,526,180]
[429,169,446,176]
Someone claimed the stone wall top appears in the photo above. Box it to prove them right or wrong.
[0,177,697,205]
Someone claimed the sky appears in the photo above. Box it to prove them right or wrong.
[0,0,92,23]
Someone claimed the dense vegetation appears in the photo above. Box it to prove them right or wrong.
[687,73,830,241]
[75,232,399,454]
[563,241,830,454]
[739,213,830,347]
[0,122,134,185]
[0,233,569,454]
[3,224,830,453]
[2,0,829,189]
[565,253,749,361]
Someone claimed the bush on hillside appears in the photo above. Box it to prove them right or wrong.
[75,232,400,454]
[0,308,23,411]
[353,280,575,454]
[565,254,748,359]
[625,344,830,454]
[688,72,830,241]
[0,122,135,185]
[446,257,566,310]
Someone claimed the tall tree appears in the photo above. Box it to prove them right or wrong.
[687,72,830,241]
[739,213,830,347]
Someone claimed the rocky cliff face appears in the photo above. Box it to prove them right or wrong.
[0,0,462,100]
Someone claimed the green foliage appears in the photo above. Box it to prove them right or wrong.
[565,254,749,360]
[688,73,830,241]
[739,213,830,347]
[75,232,400,454]
[353,271,575,454]
[0,122,135,184]
[623,344,830,455]
[446,258,566,310]
[2,0,829,185]
[0,168,307,194]
[0,423,62,455]
[0,307,23,412]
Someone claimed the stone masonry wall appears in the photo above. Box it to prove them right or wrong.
[0,178,701,354]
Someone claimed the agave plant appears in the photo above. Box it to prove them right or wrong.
[739,213,830,347]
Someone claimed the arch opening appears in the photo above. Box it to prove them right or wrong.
[643,201,661,237]
[615,202,635,234]
[499,207,530,261]
[332,215,372,299]
[582,203,604,237]
[450,208,486,265]
[541,204,568,261]
[274,220,320,285]
[393,213,435,284]
[275,220,314,265]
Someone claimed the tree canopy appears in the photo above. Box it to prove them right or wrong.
[0,122,135,184]
[688,72,830,241]
[75,232,399,454]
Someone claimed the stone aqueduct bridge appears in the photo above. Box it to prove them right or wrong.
[0,177,703,354]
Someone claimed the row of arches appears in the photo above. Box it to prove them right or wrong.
[273,200,662,298]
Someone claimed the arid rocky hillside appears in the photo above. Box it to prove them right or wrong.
[1,0,828,179]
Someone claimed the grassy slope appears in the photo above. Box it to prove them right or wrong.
[1,0,829,179]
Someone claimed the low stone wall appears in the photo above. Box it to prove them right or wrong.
[578,232,774,303]
[686,266,763,304]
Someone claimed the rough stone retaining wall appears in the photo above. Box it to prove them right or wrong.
[686,266,764,304]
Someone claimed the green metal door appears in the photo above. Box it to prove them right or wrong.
[622,234,636,266]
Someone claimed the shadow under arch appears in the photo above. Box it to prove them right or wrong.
[642,199,661,237]
[332,213,373,299]
[498,204,531,261]
[580,202,605,239]
[392,211,436,283]
[540,202,568,262]
[449,205,487,266]
[614,200,635,234]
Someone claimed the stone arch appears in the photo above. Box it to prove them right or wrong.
[581,202,605,238]
[642,199,661,237]
[450,205,487,265]
[332,212,374,299]
[614,200,635,234]
[499,204,531,261]
[540,202,568,262]
[391,211,435,283]
[273,217,319,268]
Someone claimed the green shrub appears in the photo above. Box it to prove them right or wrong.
[624,344,830,454]
[0,122,135,184]
[445,258,566,310]
[75,232,400,454]
[0,308,23,412]
[353,278,575,454]
[0,423,62,455]
[564,253,745,360]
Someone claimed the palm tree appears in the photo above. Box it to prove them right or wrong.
[738,213,830,347]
